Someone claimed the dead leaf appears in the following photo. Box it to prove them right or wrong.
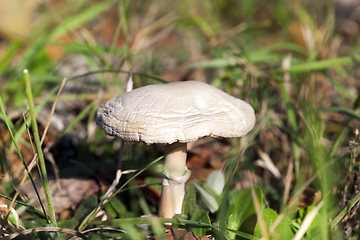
[187,137,230,170]
[137,179,161,207]
[21,178,99,214]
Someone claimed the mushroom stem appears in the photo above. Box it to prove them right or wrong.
[159,142,190,219]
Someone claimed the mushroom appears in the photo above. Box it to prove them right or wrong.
[95,81,255,220]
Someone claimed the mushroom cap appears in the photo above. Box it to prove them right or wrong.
[96,81,255,144]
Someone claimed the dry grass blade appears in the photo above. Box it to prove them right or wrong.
[229,134,251,181]
[41,78,68,143]
[283,159,294,205]
[251,186,269,240]
[0,205,21,229]
[268,213,284,237]
[126,71,133,92]
[81,226,127,234]
[131,11,178,52]
[293,200,324,240]
[255,149,282,180]
[79,169,138,230]
[8,226,88,240]
[331,191,360,229]
[209,22,248,48]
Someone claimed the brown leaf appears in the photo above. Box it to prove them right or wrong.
[137,179,161,207]
[21,178,99,214]
[187,137,230,173]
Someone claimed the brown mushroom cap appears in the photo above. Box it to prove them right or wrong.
[96,81,255,144]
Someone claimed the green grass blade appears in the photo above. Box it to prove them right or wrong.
[191,14,215,38]
[278,75,301,179]
[49,0,117,40]
[59,101,96,138]
[284,56,354,72]
[24,69,57,226]
[330,192,360,229]
[0,193,49,219]
[329,92,360,158]
[0,90,50,224]
[0,41,23,74]
[8,84,60,154]
[15,0,117,72]
[318,107,360,120]
[201,0,219,30]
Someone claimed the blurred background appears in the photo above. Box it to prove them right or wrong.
[1,0,360,239]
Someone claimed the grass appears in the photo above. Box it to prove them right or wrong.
[0,0,360,239]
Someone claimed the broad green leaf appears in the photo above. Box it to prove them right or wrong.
[7,213,25,230]
[229,189,243,203]
[254,209,277,238]
[183,182,200,216]
[194,182,219,213]
[304,207,325,239]
[253,208,294,239]
[104,201,118,219]
[57,219,79,229]
[108,195,132,218]
[189,209,211,236]
[202,182,221,202]
[58,219,79,239]
[227,186,263,239]
[206,170,225,195]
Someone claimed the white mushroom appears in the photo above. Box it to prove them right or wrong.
[95,81,256,220]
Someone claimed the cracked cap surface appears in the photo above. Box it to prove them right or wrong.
[96,81,256,144]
